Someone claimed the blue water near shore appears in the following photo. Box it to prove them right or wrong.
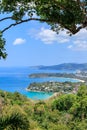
[0,67,78,100]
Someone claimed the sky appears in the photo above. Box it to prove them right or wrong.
[0,15,87,67]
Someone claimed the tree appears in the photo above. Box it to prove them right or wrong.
[77,85,87,97]
[0,32,7,59]
[0,105,29,130]
[52,94,76,111]
[70,86,87,120]
[0,0,87,58]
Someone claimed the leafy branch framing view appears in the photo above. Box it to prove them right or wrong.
[0,0,87,58]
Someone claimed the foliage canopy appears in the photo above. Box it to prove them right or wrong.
[0,85,87,130]
[0,0,87,58]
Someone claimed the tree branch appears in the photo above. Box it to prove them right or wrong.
[1,17,87,34]
[74,23,87,34]
[76,0,80,4]
[0,16,12,22]
[1,18,58,33]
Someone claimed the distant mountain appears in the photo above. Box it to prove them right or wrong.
[35,63,87,71]
[29,65,44,69]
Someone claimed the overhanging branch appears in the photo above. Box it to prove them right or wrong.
[0,16,12,22]
[1,18,56,33]
[1,17,87,34]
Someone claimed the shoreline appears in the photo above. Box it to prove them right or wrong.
[26,88,59,100]
[26,88,53,93]
[74,78,85,83]
[29,74,85,83]
[26,78,85,100]
[26,78,85,93]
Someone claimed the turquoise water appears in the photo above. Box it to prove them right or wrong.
[0,67,78,100]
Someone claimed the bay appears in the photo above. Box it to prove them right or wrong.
[0,67,78,100]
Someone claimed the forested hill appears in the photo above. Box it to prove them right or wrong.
[34,63,87,71]
[0,85,87,130]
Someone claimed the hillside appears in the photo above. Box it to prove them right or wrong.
[0,85,87,130]
[35,63,87,71]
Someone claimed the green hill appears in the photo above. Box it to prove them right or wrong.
[37,63,87,70]
[0,85,87,130]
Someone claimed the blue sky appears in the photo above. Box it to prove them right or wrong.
[0,17,87,67]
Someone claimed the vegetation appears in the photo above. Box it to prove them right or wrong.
[29,73,76,78]
[35,63,87,71]
[0,85,87,130]
[0,0,87,58]
[27,81,82,93]
[29,72,87,82]
[0,1,87,129]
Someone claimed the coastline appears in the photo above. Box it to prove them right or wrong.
[47,92,60,99]
[26,88,59,100]
[26,77,85,93]
[74,78,85,83]
[26,88,53,93]
[57,77,85,83]
[26,77,85,100]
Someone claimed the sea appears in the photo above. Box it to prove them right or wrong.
[0,67,79,100]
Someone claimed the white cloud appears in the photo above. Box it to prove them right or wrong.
[28,27,87,51]
[74,29,87,40]
[58,38,69,43]
[68,45,73,49]
[36,28,57,44]
[13,38,26,45]
[68,40,87,51]
[28,27,69,44]
[67,29,87,51]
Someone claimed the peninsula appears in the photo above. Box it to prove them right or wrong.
[29,72,87,82]
[27,81,84,93]
[28,71,87,93]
